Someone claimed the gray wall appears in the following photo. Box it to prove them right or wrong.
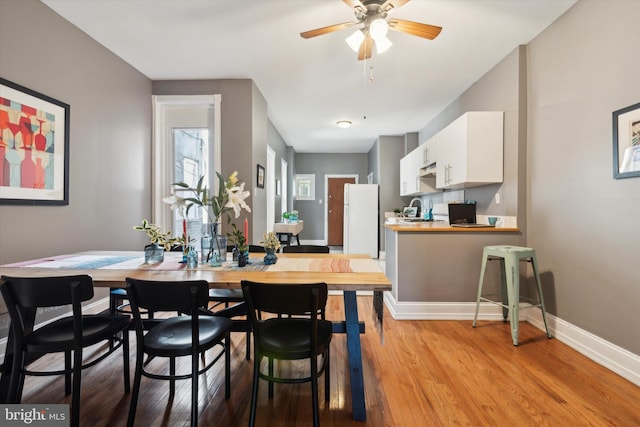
[526,0,640,354]
[369,135,406,251]
[268,119,293,222]
[294,153,369,241]
[0,0,153,265]
[152,79,275,244]
[417,0,640,356]
[0,0,152,332]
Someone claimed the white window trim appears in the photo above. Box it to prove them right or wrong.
[152,94,221,230]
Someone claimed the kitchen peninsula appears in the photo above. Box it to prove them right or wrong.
[384,222,522,320]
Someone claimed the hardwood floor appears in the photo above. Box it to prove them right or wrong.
[19,296,640,426]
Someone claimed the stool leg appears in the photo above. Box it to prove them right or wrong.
[499,258,508,321]
[505,255,519,346]
[473,249,489,327]
[530,254,552,339]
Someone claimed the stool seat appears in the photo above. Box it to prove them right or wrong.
[473,245,552,345]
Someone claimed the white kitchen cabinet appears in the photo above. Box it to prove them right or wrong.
[436,111,503,189]
[400,154,413,196]
[418,136,437,169]
[400,144,438,196]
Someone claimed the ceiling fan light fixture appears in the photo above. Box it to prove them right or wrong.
[369,18,389,38]
[374,35,392,54]
[337,120,352,128]
[345,29,365,52]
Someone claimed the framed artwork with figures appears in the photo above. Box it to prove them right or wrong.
[0,78,70,205]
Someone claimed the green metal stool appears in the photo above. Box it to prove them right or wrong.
[472,245,552,345]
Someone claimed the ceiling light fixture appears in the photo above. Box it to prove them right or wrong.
[345,18,393,56]
[345,30,365,52]
[337,120,352,128]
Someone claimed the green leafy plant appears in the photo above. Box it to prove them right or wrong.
[133,219,179,250]
[172,171,251,225]
[228,223,248,253]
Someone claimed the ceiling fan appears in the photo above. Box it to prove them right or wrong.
[300,0,442,61]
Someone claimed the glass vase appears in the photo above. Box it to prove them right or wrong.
[263,248,277,265]
[144,244,164,264]
[238,251,248,267]
[210,234,227,267]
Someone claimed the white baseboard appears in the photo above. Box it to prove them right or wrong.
[383,293,640,387]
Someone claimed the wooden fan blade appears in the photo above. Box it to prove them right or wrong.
[381,0,411,12]
[343,0,364,8]
[300,22,356,39]
[358,34,373,61]
[388,18,442,40]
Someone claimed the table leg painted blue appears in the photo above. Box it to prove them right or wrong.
[343,290,366,421]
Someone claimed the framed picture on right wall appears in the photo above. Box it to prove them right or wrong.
[612,101,640,179]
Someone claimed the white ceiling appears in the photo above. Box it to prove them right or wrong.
[41,0,576,153]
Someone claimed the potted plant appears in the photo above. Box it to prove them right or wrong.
[228,223,249,267]
[172,171,251,264]
[260,231,281,265]
[133,219,179,264]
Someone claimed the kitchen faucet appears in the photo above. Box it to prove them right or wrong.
[409,198,423,217]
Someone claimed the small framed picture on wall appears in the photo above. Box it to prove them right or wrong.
[257,164,265,188]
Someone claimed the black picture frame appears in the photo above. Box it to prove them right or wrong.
[257,164,265,188]
[612,101,640,179]
[0,78,70,205]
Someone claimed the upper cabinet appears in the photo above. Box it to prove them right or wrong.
[435,111,504,189]
[420,135,438,175]
[400,145,437,196]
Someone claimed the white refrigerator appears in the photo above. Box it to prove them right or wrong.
[343,184,379,258]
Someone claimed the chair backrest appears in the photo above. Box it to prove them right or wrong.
[248,245,266,253]
[0,275,94,308]
[282,245,330,254]
[241,280,327,317]
[1,275,94,348]
[125,278,209,315]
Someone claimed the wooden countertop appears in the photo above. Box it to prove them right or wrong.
[384,222,520,232]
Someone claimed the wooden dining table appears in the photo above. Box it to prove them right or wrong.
[0,250,391,421]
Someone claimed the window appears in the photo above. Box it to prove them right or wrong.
[152,94,221,252]
[295,174,315,201]
[172,128,208,238]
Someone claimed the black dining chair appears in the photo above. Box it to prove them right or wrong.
[206,290,251,361]
[125,277,232,427]
[241,280,332,427]
[0,274,130,427]
[282,245,330,254]
[205,243,272,361]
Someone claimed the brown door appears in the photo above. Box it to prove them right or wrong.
[327,177,356,245]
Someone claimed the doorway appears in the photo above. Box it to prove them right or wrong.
[325,175,357,246]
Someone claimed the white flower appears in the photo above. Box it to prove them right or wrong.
[225,182,251,218]
[162,194,188,216]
